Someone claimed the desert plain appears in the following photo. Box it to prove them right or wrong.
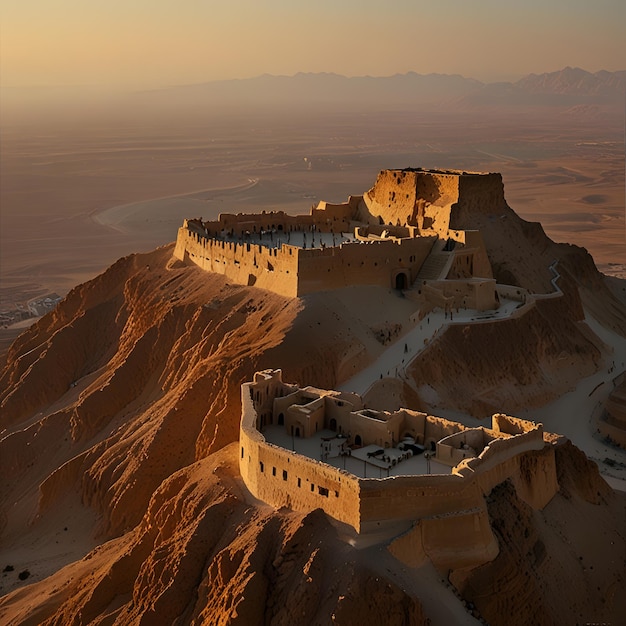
[1,80,625,624]
[1,103,623,357]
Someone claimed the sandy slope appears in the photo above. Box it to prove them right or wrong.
[1,203,625,623]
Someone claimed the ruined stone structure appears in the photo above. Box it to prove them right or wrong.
[239,370,561,570]
[173,168,500,308]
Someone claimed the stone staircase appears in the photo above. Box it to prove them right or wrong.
[416,248,452,281]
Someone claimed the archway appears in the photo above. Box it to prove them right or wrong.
[395,272,408,290]
[329,418,337,431]
[278,412,284,426]
[354,434,362,446]
[295,427,301,438]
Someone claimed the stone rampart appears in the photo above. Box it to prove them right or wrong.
[239,372,560,537]
[174,169,503,297]
[174,224,437,296]
[297,236,436,295]
[239,382,362,529]
[173,227,299,297]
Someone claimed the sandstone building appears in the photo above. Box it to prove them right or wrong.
[173,168,501,310]
[239,369,561,571]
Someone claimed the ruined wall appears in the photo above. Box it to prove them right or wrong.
[363,169,462,233]
[452,171,507,222]
[362,169,505,238]
[311,197,361,232]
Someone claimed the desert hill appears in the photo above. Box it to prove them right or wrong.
[1,180,625,624]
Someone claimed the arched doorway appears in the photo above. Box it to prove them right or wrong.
[329,418,337,431]
[295,427,301,438]
[354,434,362,446]
[278,413,284,425]
[395,272,408,290]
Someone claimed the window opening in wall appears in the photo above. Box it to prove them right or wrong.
[241,446,244,458]
[260,461,264,473]
[272,467,276,476]
[335,490,339,497]
[297,478,301,488]
[318,486,329,497]
[282,470,288,481]
[311,483,315,492]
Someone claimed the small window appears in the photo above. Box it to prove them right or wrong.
[272,467,276,477]
[260,461,264,473]
[335,490,339,497]
[297,478,301,488]
[311,483,315,492]
[282,470,288,481]
[318,486,329,497]
[241,446,244,459]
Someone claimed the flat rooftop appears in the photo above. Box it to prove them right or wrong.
[262,425,453,479]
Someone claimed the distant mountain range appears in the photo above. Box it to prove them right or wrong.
[142,67,625,112]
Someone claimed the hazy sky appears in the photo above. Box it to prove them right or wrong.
[2,0,625,88]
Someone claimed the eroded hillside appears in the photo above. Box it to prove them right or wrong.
[1,206,625,623]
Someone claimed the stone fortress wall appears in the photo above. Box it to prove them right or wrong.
[239,370,560,570]
[173,168,504,300]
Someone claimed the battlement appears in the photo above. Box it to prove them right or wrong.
[173,168,501,297]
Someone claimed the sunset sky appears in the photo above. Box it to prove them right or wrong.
[2,0,625,88]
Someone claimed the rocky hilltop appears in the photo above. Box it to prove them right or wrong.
[1,172,625,625]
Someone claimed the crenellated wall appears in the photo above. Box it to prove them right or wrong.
[174,223,437,296]
[174,169,502,297]
[173,226,300,297]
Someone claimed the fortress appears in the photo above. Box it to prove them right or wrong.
[177,168,565,569]
[173,168,503,310]
[239,370,561,570]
